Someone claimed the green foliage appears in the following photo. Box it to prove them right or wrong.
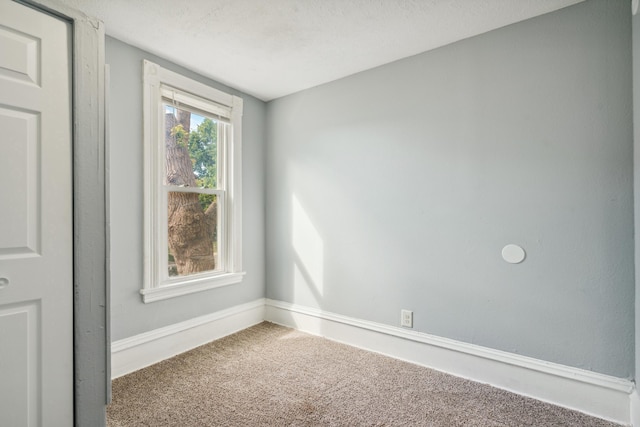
[188,118,218,210]
[170,124,189,148]
[198,194,215,212]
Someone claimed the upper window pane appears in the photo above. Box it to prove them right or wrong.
[163,104,220,189]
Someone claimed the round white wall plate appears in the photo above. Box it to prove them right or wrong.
[502,244,526,264]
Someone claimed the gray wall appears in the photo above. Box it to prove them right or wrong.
[266,0,634,378]
[107,37,266,341]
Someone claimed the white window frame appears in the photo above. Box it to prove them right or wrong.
[141,60,244,303]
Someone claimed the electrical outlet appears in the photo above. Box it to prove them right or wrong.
[401,309,413,328]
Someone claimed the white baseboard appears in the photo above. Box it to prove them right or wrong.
[264,299,633,426]
[631,389,640,426]
[111,298,265,378]
[110,297,634,425]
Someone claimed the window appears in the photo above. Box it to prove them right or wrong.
[141,60,244,303]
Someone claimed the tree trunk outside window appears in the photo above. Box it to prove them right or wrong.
[165,111,217,276]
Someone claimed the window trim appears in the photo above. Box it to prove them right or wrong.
[141,60,244,303]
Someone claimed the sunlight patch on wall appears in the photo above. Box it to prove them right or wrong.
[292,194,324,298]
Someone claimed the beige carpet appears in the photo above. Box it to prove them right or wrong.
[108,322,618,426]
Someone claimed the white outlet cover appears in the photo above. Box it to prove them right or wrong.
[502,244,526,264]
[401,310,413,328]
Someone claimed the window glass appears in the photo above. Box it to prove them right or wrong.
[167,192,219,277]
[163,104,221,190]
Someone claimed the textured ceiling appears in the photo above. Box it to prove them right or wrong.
[52,0,583,101]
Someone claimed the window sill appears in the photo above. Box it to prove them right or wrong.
[140,272,245,303]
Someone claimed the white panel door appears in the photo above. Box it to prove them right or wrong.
[0,1,73,426]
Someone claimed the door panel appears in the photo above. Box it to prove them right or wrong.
[0,302,40,427]
[0,23,40,85]
[0,107,39,257]
[0,1,73,426]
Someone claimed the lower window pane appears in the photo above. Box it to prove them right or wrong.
[167,192,219,277]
